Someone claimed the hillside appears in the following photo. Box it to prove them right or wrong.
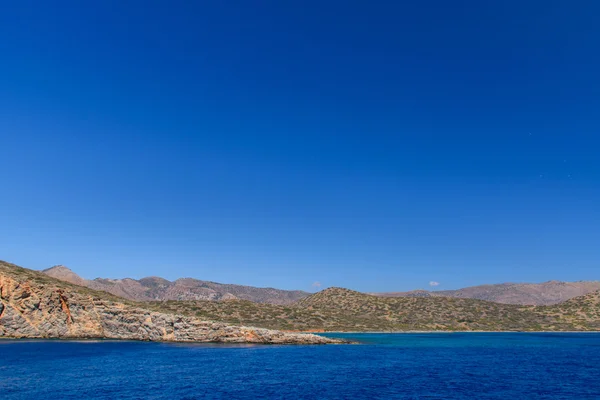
[8,261,600,334]
[294,288,580,331]
[43,265,309,305]
[535,291,600,330]
[146,287,600,332]
[0,261,340,344]
[375,280,600,305]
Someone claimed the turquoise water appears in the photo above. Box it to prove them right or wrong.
[1,333,600,399]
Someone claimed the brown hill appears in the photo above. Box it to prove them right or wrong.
[375,280,600,305]
[42,265,87,286]
[42,265,309,305]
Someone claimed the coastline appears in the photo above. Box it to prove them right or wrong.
[0,335,352,344]
[3,331,598,345]
[320,330,600,334]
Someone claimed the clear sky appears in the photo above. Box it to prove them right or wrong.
[1,1,599,292]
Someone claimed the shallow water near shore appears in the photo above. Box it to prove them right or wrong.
[2,333,600,399]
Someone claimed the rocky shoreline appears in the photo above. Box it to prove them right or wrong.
[0,262,344,345]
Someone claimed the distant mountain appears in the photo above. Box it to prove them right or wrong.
[43,265,600,306]
[374,281,600,306]
[42,265,309,305]
[41,265,87,286]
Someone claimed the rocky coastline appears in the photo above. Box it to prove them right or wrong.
[0,262,343,345]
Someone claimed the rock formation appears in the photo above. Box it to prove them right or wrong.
[1,261,341,344]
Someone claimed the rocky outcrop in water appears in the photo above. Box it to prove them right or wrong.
[0,262,340,344]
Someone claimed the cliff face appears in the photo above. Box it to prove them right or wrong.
[0,262,338,344]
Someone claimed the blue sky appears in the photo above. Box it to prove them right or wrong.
[1,1,599,292]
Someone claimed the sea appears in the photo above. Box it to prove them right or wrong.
[1,333,600,399]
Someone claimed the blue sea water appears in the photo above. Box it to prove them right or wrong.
[1,333,600,399]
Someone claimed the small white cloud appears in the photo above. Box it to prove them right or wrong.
[429,281,440,287]
[312,281,322,288]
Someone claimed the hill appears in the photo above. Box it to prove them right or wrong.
[9,261,600,334]
[535,291,600,330]
[42,265,309,305]
[146,287,600,332]
[0,261,340,344]
[375,280,600,305]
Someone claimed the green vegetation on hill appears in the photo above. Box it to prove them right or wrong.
[535,292,600,330]
[147,287,600,332]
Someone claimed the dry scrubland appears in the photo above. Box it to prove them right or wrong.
[2,261,599,338]
[150,287,600,332]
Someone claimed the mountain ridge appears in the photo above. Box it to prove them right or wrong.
[42,265,600,307]
[374,280,600,305]
[42,265,309,305]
